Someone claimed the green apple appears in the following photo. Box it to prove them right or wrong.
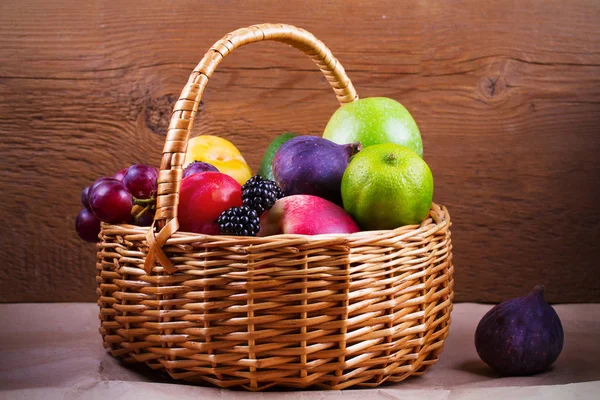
[322,97,423,157]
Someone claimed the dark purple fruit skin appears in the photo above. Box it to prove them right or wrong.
[183,161,218,179]
[134,209,155,226]
[81,186,91,211]
[123,164,159,199]
[90,177,120,194]
[113,167,129,181]
[76,208,101,242]
[272,136,361,205]
[89,180,133,223]
[475,285,564,376]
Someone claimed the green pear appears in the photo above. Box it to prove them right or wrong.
[322,97,423,157]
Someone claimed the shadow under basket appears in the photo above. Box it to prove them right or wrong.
[95,23,455,391]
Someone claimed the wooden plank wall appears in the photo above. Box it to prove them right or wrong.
[1,0,599,303]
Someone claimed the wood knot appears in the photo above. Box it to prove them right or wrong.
[479,75,507,99]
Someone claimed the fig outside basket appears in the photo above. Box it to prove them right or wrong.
[96,23,454,391]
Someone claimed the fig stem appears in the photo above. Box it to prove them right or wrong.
[532,284,545,299]
[344,142,362,158]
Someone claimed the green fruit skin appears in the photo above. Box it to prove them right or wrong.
[341,144,433,230]
[323,97,423,158]
[257,132,298,181]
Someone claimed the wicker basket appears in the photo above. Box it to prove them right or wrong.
[96,23,454,391]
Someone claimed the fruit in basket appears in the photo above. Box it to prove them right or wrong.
[272,136,361,205]
[81,186,92,211]
[216,175,283,236]
[475,285,564,376]
[218,206,261,236]
[178,171,242,235]
[323,97,423,157]
[113,167,129,181]
[88,179,133,223]
[77,164,159,239]
[75,208,101,242]
[131,204,155,226]
[123,164,158,199]
[241,175,284,215]
[183,161,219,178]
[257,132,298,181]
[89,177,117,195]
[258,195,360,236]
[341,143,433,230]
[183,135,252,185]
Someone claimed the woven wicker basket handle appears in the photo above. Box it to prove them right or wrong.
[144,23,358,274]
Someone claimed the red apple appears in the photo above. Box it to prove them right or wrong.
[259,195,360,236]
[178,171,242,235]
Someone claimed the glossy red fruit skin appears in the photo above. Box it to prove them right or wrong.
[123,164,159,199]
[76,208,101,242]
[259,194,360,236]
[113,167,129,181]
[89,180,133,223]
[81,186,92,211]
[89,177,120,195]
[178,171,242,235]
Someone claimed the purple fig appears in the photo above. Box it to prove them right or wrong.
[272,136,361,205]
[475,285,564,376]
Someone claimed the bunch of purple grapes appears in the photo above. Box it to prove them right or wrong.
[76,164,159,242]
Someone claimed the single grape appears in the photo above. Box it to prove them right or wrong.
[113,167,129,181]
[123,164,159,199]
[90,177,120,194]
[183,161,218,179]
[81,185,92,211]
[76,208,101,242]
[89,180,133,223]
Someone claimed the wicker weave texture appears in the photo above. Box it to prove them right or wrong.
[97,204,453,390]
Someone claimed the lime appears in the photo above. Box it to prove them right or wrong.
[341,143,433,230]
[257,132,297,181]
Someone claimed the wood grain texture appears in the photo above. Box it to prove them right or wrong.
[1,0,599,303]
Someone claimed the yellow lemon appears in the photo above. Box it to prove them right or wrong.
[183,135,252,185]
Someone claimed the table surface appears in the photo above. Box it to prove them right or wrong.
[0,303,598,399]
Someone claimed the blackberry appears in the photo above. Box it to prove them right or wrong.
[217,206,260,236]
[242,175,284,215]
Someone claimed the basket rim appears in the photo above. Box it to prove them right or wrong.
[100,202,450,247]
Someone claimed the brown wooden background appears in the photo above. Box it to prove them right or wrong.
[1,0,599,303]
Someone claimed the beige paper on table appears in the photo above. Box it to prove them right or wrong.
[1,303,598,399]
